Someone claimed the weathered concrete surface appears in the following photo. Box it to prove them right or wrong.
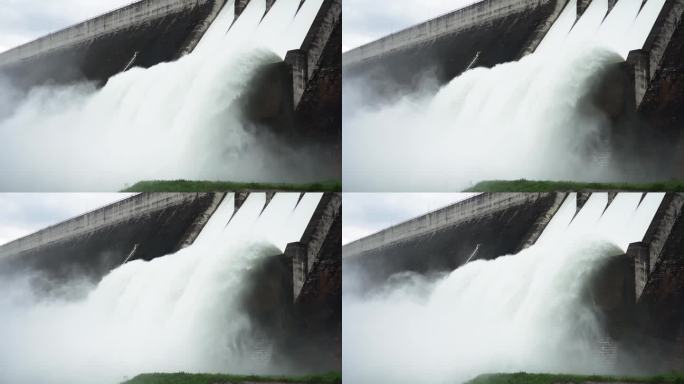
[178,0,227,57]
[343,0,566,90]
[235,0,251,17]
[634,0,684,179]
[627,49,651,108]
[343,193,564,289]
[627,194,684,300]
[290,193,341,301]
[178,193,227,249]
[0,0,227,89]
[628,193,684,370]
[516,193,568,251]
[288,0,342,167]
[0,193,225,284]
[269,192,341,372]
[627,0,684,108]
[577,0,592,18]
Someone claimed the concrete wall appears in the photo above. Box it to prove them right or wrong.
[343,193,565,290]
[343,0,565,93]
[344,0,562,67]
[285,192,342,370]
[631,0,684,179]
[627,49,651,107]
[0,193,224,284]
[287,0,341,163]
[0,0,221,66]
[626,194,684,300]
[344,193,561,258]
[629,193,684,354]
[618,193,684,371]
[0,0,226,88]
[623,0,684,109]
[289,193,341,301]
[638,0,684,94]
[0,193,222,259]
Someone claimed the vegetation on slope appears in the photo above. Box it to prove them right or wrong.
[122,371,341,384]
[467,372,684,384]
[122,180,341,192]
[466,179,684,192]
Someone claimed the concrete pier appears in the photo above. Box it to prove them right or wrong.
[625,193,684,372]
[280,193,342,303]
[286,192,341,370]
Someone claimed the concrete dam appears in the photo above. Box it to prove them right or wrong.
[343,192,684,379]
[0,192,341,378]
[343,0,672,104]
[342,0,684,190]
[0,0,341,190]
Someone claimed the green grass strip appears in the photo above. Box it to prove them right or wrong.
[466,179,684,192]
[467,372,684,384]
[122,180,341,192]
[122,371,341,384]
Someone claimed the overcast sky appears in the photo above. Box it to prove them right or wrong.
[0,0,135,53]
[343,0,480,51]
[342,193,477,245]
[0,194,134,246]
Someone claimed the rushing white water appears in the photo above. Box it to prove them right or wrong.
[0,192,322,384]
[344,0,666,191]
[0,0,326,191]
[343,193,664,383]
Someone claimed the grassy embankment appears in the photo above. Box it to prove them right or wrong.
[467,372,684,384]
[122,371,341,384]
[122,180,341,192]
[466,179,684,192]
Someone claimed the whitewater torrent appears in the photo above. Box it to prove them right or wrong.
[0,0,326,191]
[343,0,666,191]
[343,192,665,384]
[0,192,323,384]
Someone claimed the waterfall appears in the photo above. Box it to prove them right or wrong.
[0,192,322,384]
[0,0,326,191]
[343,0,667,191]
[343,193,664,383]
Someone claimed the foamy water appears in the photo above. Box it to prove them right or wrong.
[0,192,323,384]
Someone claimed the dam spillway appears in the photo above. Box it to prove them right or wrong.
[343,0,567,85]
[343,192,684,380]
[0,192,341,302]
[0,0,342,190]
[343,0,684,190]
[0,0,340,100]
[0,192,341,382]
